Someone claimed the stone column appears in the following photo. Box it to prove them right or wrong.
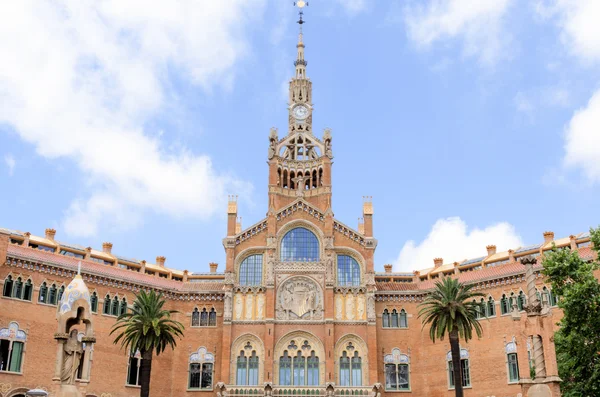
[80,337,96,381]
[521,256,541,312]
[53,333,68,381]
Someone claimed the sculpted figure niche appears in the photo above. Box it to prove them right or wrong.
[276,277,323,320]
[61,330,83,384]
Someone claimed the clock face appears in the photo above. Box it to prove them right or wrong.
[292,105,309,120]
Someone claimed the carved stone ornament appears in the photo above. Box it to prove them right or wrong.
[367,293,376,322]
[224,272,235,285]
[224,292,233,321]
[266,259,275,286]
[324,236,334,249]
[276,277,323,320]
[267,237,277,249]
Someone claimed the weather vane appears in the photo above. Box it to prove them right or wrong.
[293,1,308,33]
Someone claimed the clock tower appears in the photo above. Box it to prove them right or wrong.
[266,6,334,213]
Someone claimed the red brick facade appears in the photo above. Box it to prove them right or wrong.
[0,20,595,397]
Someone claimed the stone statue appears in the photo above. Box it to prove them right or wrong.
[346,294,355,320]
[257,294,265,319]
[235,294,243,320]
[245,294,254,320]
[268,128,278,160]
[335,295,343,320]
[61,329,83,385]
[357,295,365,320]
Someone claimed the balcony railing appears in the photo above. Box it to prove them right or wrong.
[222,386,375,397]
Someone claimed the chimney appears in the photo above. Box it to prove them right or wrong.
[23,232,31,247]
[209,262,219,273]
[413,270,420,282]
[508,249,515,262]
[102,242,113,254]
[156,256,166,267]
[362,196,373,237]
[183,270,189,282]
[543,231,554,244]
[486,245,497,256]
[45,228,56,240]
[235,217,242,235]
[85,247,92,260]
[453,261,460,275]
[227,195,238,236]
[140,260,146,273]
[433,258,443,268]
[357,218,365,234]
[569,235,578,251]
[384,264,393,273]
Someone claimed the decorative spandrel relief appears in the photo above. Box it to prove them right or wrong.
[234,294,243,320]
[345,294,355,320]
[276,277,323,320]
[257,294,265,319]
[335,294,343,320]
[245,294,254,320]
[357,294,366,320]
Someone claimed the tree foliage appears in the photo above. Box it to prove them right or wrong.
[418,277,484,397]
[542,227,600,397]
[111,289,184,397]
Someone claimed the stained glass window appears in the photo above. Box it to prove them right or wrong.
[337,255,361,286]
[280,228,320,262]
[239,255,263,286]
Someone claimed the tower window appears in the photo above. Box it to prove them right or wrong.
[280,228,320,262]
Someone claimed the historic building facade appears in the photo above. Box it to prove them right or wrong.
[0,12,596,397]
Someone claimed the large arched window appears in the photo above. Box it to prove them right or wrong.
[0,322,27,373]
[127,351,142,386]
[337,255,361,286]
[278,340,320,386]
[280,227,320,262]
[188,347,215,390]
[239,255,263,286]
[236,342,259,386]
[384,348,410,391]
[447,349,471,389]
[339,343,362,386]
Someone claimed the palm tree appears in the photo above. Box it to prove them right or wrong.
[111,289,184,397]
[418,277,484,397]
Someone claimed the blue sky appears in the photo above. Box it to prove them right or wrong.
[1,0,599,273]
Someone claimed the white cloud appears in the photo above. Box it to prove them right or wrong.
[514,92,534,115]
[394,217,523,273]
[403,0,512,65]
[0,0,263,236]
[535,0,600,63]
[563,89,600,183]
[4,154,15,176]
[334,0,367,15]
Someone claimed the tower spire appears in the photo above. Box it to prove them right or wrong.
[294,1,307,79]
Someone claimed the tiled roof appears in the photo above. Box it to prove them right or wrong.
[5,245,224,292]
[375,282,419,292]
